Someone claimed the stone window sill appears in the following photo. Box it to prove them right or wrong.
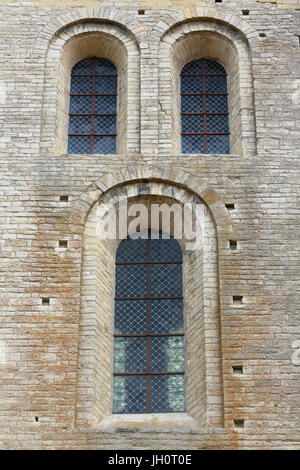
[95,413,198,430]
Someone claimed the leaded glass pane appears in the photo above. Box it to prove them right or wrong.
[150,375,185,413]
[150,263,182,297]
[67,135,90,154]
[113,376,148,414]
[116,237,148,262]
[69,95,92,113]
[182,134,205,154]
[72,57,93,74]
[93,115,116,134]
[151,237,182,262]
[93,136,116,154]
[68,56,117,154]
[113,232,184,414]
[150,299,183,334]
[181,58,230,154]
[150,336,184,372]
[68,115,91,134]
[114,300,148,335]
[206,134,230,154]
[113,337,148,373]
[115,264,148,298]
[70,76,93,94]
[181,94,203,113]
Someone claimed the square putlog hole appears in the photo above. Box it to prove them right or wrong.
[229,240,238,250]
[233,295,243,305]
[42,298,50,305]
[59,240,68,248]
[59,195,69,202]
[225,203,235,210]
[232,365,244,375]
[233,419,245,428]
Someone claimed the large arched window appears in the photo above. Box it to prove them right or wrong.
[112,231,185,414]
[68,57,117,154]
[181,59,230,154]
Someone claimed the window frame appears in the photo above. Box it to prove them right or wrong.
[68,56,118,155]
[180,58,230,154]
[112,231,185,414]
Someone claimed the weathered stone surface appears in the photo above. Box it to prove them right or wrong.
[0,0,299,450]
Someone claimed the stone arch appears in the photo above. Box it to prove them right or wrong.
[158,19,257,156]
[40,20,140,155]
[73,175,234,429]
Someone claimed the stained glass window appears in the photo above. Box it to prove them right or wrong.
[68,57,117,154]
[181,58,230,154]
[113,230,185,414]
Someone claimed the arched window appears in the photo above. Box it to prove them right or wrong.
[181,59,230,154]
[68,57,117,154]
[112,231,185,414]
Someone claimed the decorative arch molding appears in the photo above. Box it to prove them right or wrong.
[158,19,257,156]
[40,20,140,155]
[72,174,235,429]
[71,169,234,238]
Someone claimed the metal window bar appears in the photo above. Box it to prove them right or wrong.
[113,231,184,413]
[68,57,117,154]
[181,59,230,154]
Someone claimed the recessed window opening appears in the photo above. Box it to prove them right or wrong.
[112,230,185,414]
[68,57,117,154]
[180,59,230,154]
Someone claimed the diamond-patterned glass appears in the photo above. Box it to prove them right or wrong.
[69,95,92,113]
[206,134,230,154]
[181,58,229,154]
[205,75,227,93]
[70,76,93,94]
[93,136,116,154]
[94,95,117,114]
[205,94,228,113]
[95,57,117,74]
[114,337,147,373]
[115,264,148,298]
[68,57,117,154]
[150,236,182,262]
[150,337,184,372]
[182,134,205,154]
[94,115,116,134]
[68,115,91,134]
[150,299,183,334]
[181,114,204,133]
[114,300,148,335]
[116,237,148,262]
[206,114,229,133]
[204,59,226,75]
[150,375,185,413]
[181,94,203,113]
[181,60,203,74]
[150,264,182,297]
[71,58,93,74]
[113,375,148,414]
[181,75,202,94]
[95,76,117,94]
[113,232,184,414]
[67,135,90,154]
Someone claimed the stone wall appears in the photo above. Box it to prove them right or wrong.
[0,0,299,450]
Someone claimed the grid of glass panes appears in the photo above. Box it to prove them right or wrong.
[113,230,185,414]
[181,58,230,154]
[68,57,117,154]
